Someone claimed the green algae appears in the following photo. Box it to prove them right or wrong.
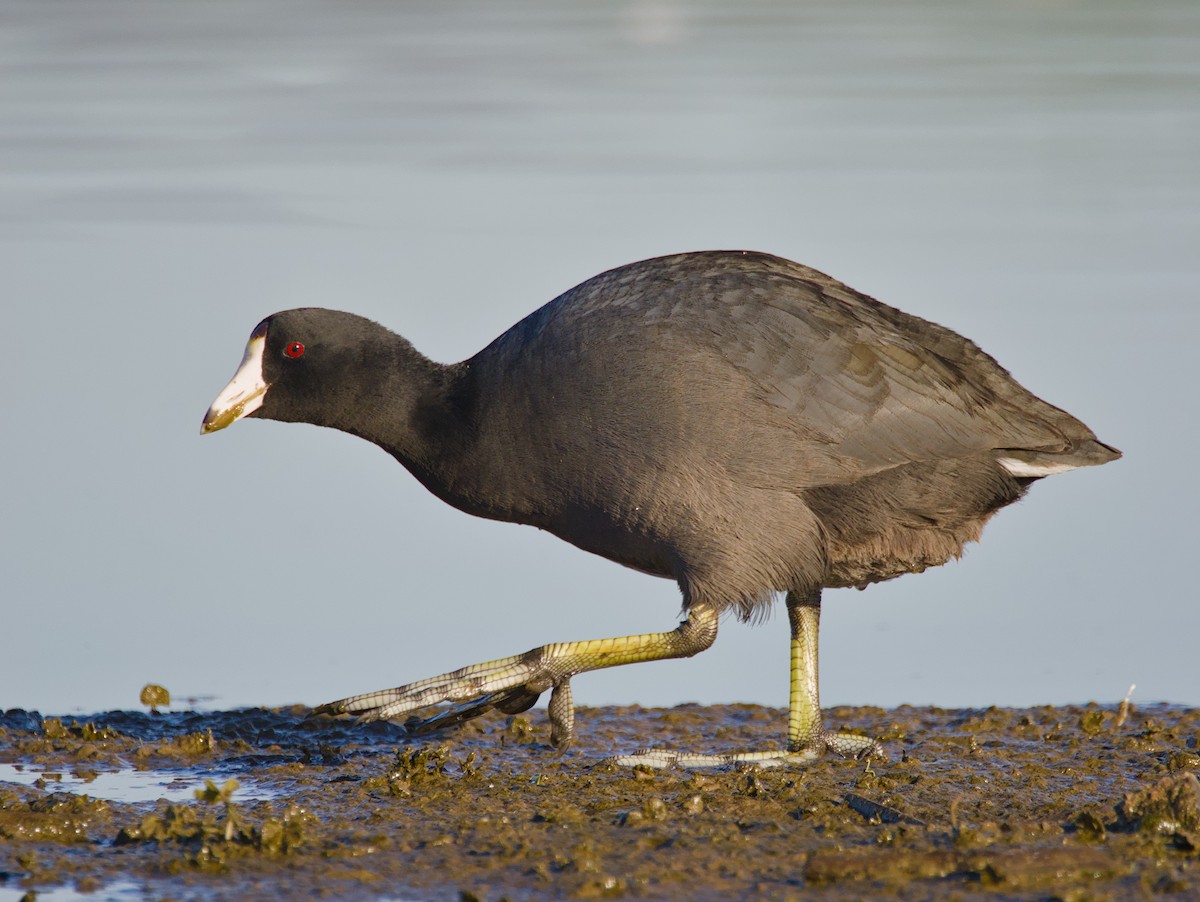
[0,790,111,844]
[139,684,171,713]
[112,777,316,874]
[1121,772,1200,839]
[137,728,217,759]
[1,703,1198,899]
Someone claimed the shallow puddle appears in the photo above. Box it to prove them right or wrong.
[0,880,145,901]
[0,762,274,805]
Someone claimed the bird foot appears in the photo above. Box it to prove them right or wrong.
[610,730,884,768]
[311,649,556,723]
[400,686,542,736]
[399,678,577,749]
[310,617,713,747]
[311,654,580,747]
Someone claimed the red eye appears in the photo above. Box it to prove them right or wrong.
[284,341,305,359]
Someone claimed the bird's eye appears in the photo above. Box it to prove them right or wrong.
[284,341,305,359]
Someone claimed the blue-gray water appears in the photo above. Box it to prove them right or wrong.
[2,0,1196,716]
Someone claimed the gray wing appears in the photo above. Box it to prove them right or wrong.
[714,258,1113,479]
[547,252,1115,483]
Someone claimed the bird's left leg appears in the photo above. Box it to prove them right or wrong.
[612,588,883,767]
[312,602,720,749]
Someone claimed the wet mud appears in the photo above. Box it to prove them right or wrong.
[1,702,1198,900]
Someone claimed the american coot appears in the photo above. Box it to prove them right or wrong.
[202,251,1119,766]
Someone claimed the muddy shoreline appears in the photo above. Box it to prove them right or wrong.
[1,703,1197,899]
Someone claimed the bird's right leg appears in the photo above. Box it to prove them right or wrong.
[612,588,882,767]
[312,602,720,749]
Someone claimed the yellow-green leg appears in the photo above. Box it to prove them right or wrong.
[788,587,824,749]
[612,589,882,767]
[316,590,881,765]
[785,589,882,758]
[314,601,721,748]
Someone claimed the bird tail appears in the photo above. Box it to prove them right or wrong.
[996,439,1121,478]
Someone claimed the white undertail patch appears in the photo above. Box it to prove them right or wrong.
[997,457,1079,478]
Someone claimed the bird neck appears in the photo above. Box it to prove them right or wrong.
[325,340,538,525]
[316,336,452,454]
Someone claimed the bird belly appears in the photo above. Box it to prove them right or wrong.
[804,455,1029,590]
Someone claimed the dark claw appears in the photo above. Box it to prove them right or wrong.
[308,701,346,719]
[494,687,542,714]
[403,687,544,736]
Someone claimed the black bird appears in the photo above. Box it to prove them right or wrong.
[202,251,1119,765]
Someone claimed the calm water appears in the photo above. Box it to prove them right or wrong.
[1,0,1196,716]
[0,884,146,902]
[0,762,252,805]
